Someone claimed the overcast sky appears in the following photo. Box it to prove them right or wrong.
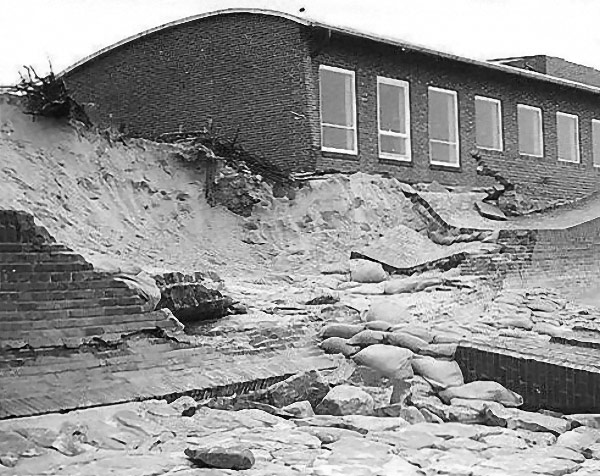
[1,0,600,85]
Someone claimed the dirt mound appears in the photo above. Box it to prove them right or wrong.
[0,94,436,278]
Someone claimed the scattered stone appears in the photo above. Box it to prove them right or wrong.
[390,378,412,405]
[315,385,374,416]
[185,446,255,470]
[411,356,464,390]
[556,427,600,452]
[374,404,426,424]
[353,344,414,379]
[320,336,360,357]
[474,200,507,221]
[564,414,600,430]
[439,381,523,407]
[349,259,387,283]
[265,370,330,408]
[294,415,369,434]
[420,407,444,424]
[483,404,570,434]
[0,430,42,466]
[170,396,198,414]
[372,429,444,450]
[479,432,529,450]
[306,295,339,306]
[410,395,451,422]
[341,415,408,433]
[297,425,364,444]
[281,401,315,418]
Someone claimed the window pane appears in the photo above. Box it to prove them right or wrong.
[429,89,457,142]
[557,114,579,162]
[593,121,600,167]
[380,135,407,156]
[379,83,405,133]
[430,141,458,164]
[476,98,501,149]
[518,106,542,156]
[322,125,355,151]
[320,68,354,127]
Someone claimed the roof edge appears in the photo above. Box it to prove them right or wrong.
[59,7,600,96]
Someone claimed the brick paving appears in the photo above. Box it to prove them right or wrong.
[0,336,338,419]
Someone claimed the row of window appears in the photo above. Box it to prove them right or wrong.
[319,64,600,167]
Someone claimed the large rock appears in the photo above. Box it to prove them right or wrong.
[315,385,374,416]
[185,446,255,470]
[483,404,570,434]
[265,370,330,408]
[556,427,600,453]
[439,381,523,407]
[156,279,229,323]
[282,401,315,418]
[350,259,387,283]
[353,344,414,380]
[411,356,464,390]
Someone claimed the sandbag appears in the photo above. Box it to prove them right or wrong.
[352,344,413,379]
[384,276,442,295]
[420,343,457,359]
[320,337,360,358]
[390,324,434,343]
[411,356,464,390]
[348,330,387,347]
[365,320,393,332]
[350,259,387,283]
[366,300,409,325]
[321,323,365,340]
[384,332,428,353]
[438,381,523,407]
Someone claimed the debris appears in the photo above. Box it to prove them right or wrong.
[185,446,255,470]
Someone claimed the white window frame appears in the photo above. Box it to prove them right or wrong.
[592,119,600,168]
[319,65,358,155]
[475,95,503,151]
[428,86,460,168]
[556,111,580,164]
[517,104,544,157]
[377,76,411,161]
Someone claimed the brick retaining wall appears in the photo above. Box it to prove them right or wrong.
[456,339,600,414]
[0,210,175,349]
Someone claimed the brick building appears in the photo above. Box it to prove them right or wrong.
[63,8,600,201]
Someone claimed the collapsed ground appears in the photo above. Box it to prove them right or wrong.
[2,93,600,475]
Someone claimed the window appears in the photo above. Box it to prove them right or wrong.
[475,96,503,151]
[319,65,357,154]
[517,104,543,157]
[377,77,411,160]
[593,120,600,167]
[428,87,459,167]
[556,112,580,163]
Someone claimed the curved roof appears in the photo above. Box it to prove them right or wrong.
[61,7,600,95]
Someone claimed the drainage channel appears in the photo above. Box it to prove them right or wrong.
[455,336,600,414]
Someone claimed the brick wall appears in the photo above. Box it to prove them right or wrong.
[456,340,600,414]
[64,13,315,172]
[64,11,600,200]
[0,210,174,349]
[309,33,600,200]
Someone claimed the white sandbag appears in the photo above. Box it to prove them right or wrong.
[352,344,413,379]
[411,356,464,390]
[439,381,523,407]
[348,330,387,347]
[350,259,387,283]
[384,332,428,353]
[320,323,365,339]
[366,300,409,325]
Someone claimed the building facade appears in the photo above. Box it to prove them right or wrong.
[63,9,600,201]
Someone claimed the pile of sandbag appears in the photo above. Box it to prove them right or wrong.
[319,319,524,424]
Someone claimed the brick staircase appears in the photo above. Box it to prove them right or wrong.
[0,210,177,349]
